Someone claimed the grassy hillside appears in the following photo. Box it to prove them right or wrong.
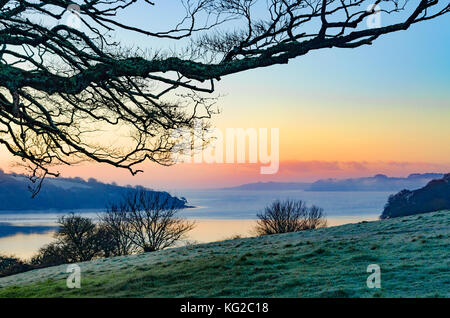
[0,211,448,298]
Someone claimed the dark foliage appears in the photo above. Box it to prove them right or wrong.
[54,214,102,262]
[0,254,33,277]
[30,242,69,268]
[381,173,450,219]
[30,214,111,269]
[0,170,187,210]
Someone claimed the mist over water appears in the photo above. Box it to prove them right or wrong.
[0,190,391,258]
[177,189,392,219]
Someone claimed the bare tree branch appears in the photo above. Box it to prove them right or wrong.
[0,0,447,194]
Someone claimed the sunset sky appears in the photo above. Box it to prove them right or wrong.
[0,2,449,190]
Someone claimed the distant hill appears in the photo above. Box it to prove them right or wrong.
[307,173,444,191]
[381,173,450,219]
[223,173,444,192]
[0,170,187,211]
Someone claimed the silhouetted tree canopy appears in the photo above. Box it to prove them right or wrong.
[0,0,448,194]
[381,173,450,219]
[0,170,188,210]
[0,254,32,277]
[55,213,101,262]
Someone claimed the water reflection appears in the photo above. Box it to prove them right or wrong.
[0,232,55,260]
[0,217,376,259]
[0,222,57,238]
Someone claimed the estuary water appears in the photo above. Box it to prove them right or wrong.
[0,189,392,258]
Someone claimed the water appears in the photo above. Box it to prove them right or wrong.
[0,190,393,258]
[177,189,392,219]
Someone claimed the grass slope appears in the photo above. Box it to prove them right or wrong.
[0,211,449,298]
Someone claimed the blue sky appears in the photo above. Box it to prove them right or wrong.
[1,1,448,188]
[112,1,450,101]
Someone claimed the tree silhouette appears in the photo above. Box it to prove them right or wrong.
[255,199,327,235]
[0,0,448,194]
[113,189,195,252]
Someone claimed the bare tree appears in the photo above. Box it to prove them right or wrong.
[0,1,448,194]
[255,199,327,235]
[304,205,328,230]
[99,204,137,256]
[119,189,195,252]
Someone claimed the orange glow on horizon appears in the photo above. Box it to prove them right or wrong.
[0,80,448,189]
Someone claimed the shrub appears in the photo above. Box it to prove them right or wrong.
[30,242,69,267]
[31,214,107,268]
[255,199,327,236]
[0,255,32,277]
[55,213,101,262]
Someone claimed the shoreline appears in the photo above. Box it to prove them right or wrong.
[0,216,378,259]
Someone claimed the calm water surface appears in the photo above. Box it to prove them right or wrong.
[0,189,391,258]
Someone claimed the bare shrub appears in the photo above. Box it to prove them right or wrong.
[99,205,137,256]
[113,190,195,252]
[255,199,327,236]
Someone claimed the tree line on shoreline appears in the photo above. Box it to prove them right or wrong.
[2,174,449,278]
[381,173,450,219]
